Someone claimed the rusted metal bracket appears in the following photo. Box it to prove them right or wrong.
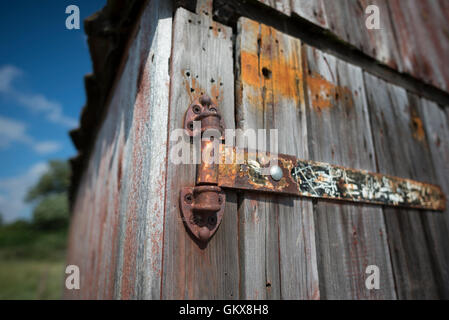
[180,95,446,243]
[218,148,446,211]
[180,95,226,242]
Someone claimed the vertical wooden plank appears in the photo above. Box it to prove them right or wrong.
[116,0,173,300]
[236,17,319,299]
[418,99,449,298]
[364,73,449,299]
[321,0,401,71]
[420,99,449,225]
[161,8,239,299]
[290,0,328,28]
[258,0,291,16]
[65,0,172,299]
[388,0,449,91]
[236,18,281,300]
[258,0,449,92]
[303,46,396,299]
[139,0,173,299]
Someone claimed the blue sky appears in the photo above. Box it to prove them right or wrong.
[0,1,106,222]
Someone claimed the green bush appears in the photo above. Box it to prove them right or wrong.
[32,193,69,230]
[26,161,70,202]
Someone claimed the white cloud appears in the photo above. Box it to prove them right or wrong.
[0,116,62,154]
[0,65,77,128]
[0,162,49,222]
[0,65,22,92]
[34,141,61,154]
[0,115,32,147]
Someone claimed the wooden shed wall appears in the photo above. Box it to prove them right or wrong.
[66,0,449,299]
[66,0,173,299]
[246,0,449,92]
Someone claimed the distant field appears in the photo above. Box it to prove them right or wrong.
[0,223,67,299]
[0,260,65,299]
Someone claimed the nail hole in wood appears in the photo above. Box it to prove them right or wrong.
[262,67,272,79]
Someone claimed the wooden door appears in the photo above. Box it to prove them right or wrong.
[65,2,449,300]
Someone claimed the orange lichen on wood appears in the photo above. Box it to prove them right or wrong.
[182,69,222,105]
[306,72,353,112]
[239,22,304,104]
[239,19,355,115]
[410,110,426,142]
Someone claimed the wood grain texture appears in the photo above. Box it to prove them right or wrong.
[255,0,449,92]
[420,99,449,228]
[160,8,239,299]
[364,73,449,299]
[236,17,319,299]
[322,0,402,71]
[66,0,449,300]
[290,0,328,28]
[303,46,396,299]
[65,0,172,299]
[258,0,291,16]
[387,0,449,91]
[418,98,449,297]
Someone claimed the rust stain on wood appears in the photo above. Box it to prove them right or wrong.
[240,21,303,104]
[183,70,223,105]
[306,71,353,113]
[121,53,151,299]
[410,109,426,143]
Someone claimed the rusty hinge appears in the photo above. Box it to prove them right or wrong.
[180,95,446,243]
[180,95,226,242]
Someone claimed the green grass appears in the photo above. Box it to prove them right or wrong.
[0,260,65,299]
[0,222,68,299]
[0,223,67,260]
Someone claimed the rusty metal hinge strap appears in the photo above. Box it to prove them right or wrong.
[218,147,445,211]
[179,95,446,243]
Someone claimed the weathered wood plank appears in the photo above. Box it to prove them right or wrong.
[236,19,280,300]
[418,98,449,298]
[160,7,239,299]
[269,0,449,92]
[258,0,291,16]
[236,17,319,299]
[364,73,449,299]
[65,0,172,299]
[420,99,449,223]
[303,46,396,299]
[321,0,401,71]
[290,0,328,28]
[388,0,449,91]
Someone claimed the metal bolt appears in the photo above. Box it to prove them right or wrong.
[184,193,193,204]
[270,165,283,181]
[208,215,217,225]
[192,105,201,114]
[200,95,212,106]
